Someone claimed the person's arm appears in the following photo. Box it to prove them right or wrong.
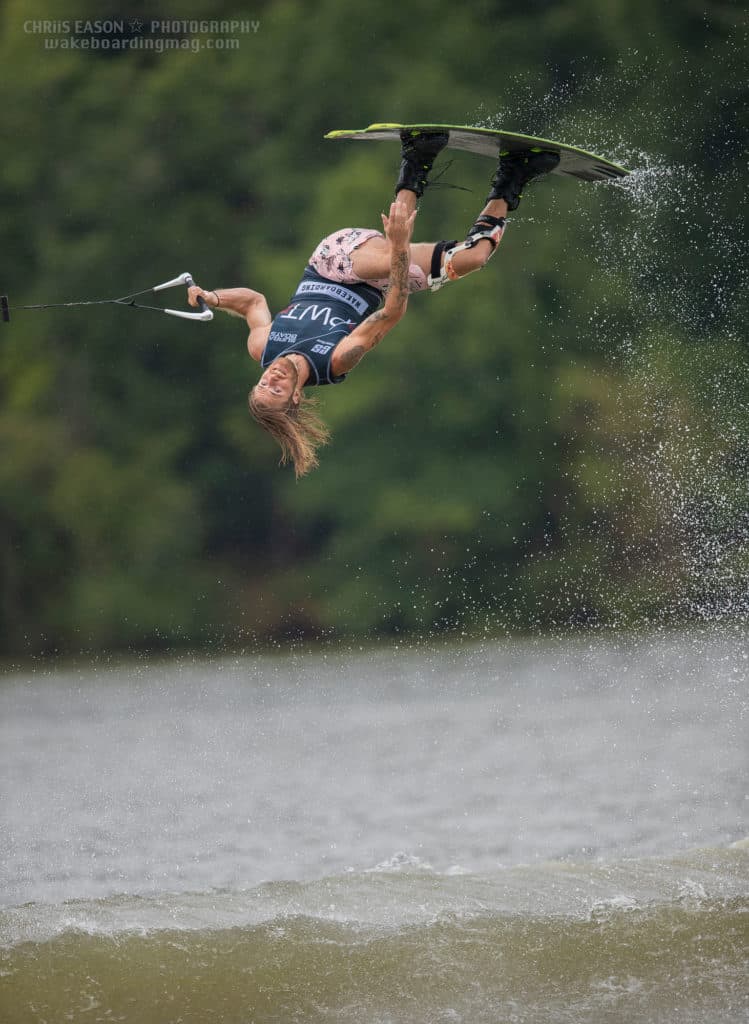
[188,285,272,362]
[330,200,416,376]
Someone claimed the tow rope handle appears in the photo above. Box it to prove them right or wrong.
[154,272,214,322]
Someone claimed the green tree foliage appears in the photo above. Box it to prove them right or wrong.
[0,0,746,652]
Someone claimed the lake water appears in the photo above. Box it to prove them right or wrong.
[1,626,747,1023]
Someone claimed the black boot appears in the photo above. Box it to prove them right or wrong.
[488,149,560,209]
[395,129,449,198]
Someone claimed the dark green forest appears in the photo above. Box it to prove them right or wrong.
[0,0,747,655]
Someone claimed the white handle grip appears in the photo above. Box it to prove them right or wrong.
[154,272,213,321]
[153,272,193,293]
[164,307,214,322]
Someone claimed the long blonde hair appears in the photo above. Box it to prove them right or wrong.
[248,387,331,478]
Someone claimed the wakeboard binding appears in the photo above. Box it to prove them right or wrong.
[395,129,449,198]
[488,149,561,209]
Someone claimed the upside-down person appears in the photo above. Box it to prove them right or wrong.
[188,132,559,477]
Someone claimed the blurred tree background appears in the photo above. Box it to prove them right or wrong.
[0,0,746,655]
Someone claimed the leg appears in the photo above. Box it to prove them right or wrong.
[354,157,509,285]
[444,198,509,278]
[351,202,508,284]
[350,237,432,291]
[432,150,560,286]
[353,130,454,287]
[417,150,561,290]
[308,224,431,293]
[355,141,559,291]
[352,195,510,287]
[346,179,432,290]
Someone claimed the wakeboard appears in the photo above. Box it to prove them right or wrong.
[325,122,629,183]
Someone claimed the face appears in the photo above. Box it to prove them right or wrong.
[253,357,300,410]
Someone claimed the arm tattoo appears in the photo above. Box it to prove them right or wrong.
[339,259,409,370]
[391,249,409,305]
[336,344,368,373]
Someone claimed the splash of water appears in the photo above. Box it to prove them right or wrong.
[474,49,749,630]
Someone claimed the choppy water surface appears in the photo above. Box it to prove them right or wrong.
[1,627,747,1023]
[1,627,746,905]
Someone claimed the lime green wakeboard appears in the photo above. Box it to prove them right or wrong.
[325,122,630,183]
